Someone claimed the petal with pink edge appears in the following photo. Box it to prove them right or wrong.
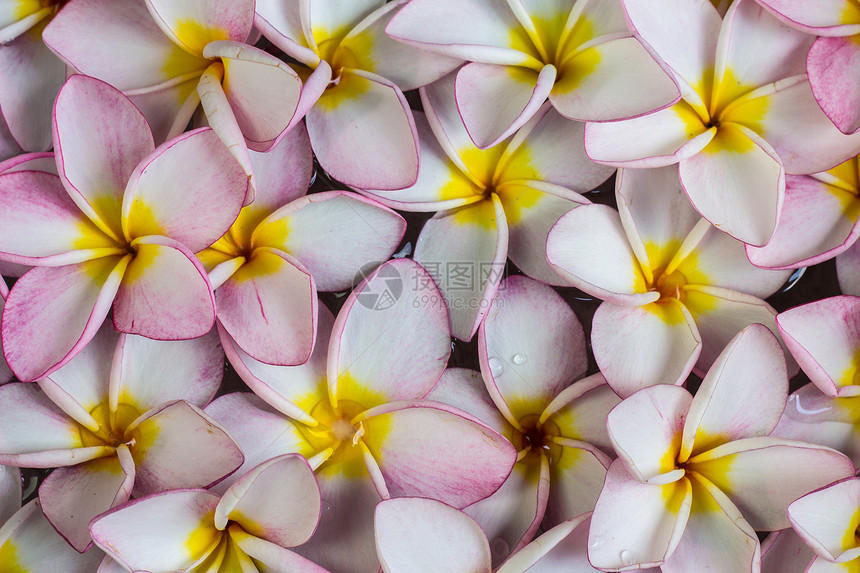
[0,500,103,572]
[778,296,860,397]
[0,22,65,152]
[687,437,855,531]
[789,477,860,563]
[679,124,784,247]
[375,498,492,573]
[588,459,692,570]
[254,191,406,292]
[2,257,127,382]
[247,122,313,214]
[123,127,247,251]
[551,36,680,122]
[607,384,691,482]
[306,69,418,190]
[216,454,320,547]
[456,62,555,149]
[356,401,517,508]
[0,383,110,467]
[54,75,155,239]
[44,0,209,91]
[757,0,860,34]
[761,529,816,573]
[144,0,254,56]
[90,489,222,572]
[478,275,587,425]
[545,442,610,528]
[39,445,135,552]
[0,284,12,384]
[547,205,657,305]
[838,240,860,296]
[112,236,215,340]
[229,527,332,572]
[0,171,121,265]
[253,0,317,66]
[203,41,302,150]
[128,400,243,496]
[0,465,19,524]
[204,393,315,495]
[812,38,860,136]
[307,0,383,48]
[681,325,788,461]
[544,373,620,453]
[328,259,450,409]
[216,248,316,367]
[592,300,701,398]
[113,328,223,413]
[413,196,508,341]
[660,473,759,573]
[424,368,512,437]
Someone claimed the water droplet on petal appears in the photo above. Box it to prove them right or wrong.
[620,550,635,565]
[488,357,504,377]
[587,538,599,549]
[491,537,510,559]
[321,500,333,514]
[512,353,526,365]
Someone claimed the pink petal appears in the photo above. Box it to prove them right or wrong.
[128,77,202,145]
[128,400,243,496]
[357,400,517,508]
[545,442,611,528]
[757,0,860,34]
[306,69,418,190]
[2,258,126,381]
[680,324,788,460]
[216,454,320,547]
[809,37,860,135]
[253,0,319,66]
[456,62,556,149]
[144,0,254,55]
[328,259,450,408]
[588,459,692,570]
[424,367,512,437]
[551,36,680,122]
[247,122,313,211]
[0,465,19,525]
[687,437,854,531]
[229,528,332,572]
[375,498,492,573]
[216,248,316,366]
[838,239,860,296]
[543,373,621,454]
[607,384,691,482]
[494,514,598,573]
[478,275,588,425]
[54,75,155,240]
[254,191,406,292]
[761,529,816,573]
[39,446,135,552]
[112,236,215,340]
[592,300,701,398]
[123,127,247,251]
[789,477,860,563]
[90,489,222,572]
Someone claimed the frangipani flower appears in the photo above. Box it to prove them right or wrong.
[198,123,406,366]
[547,164,791,397]
[205,259,517,573]
[375,498,618,573]
[0,74,247,381]
[747,154,860,269]
[787,477,860,572]
[757,0,860,135]
[586,0,860,246]
[0,0,67,151]
[0,321,242,551]
[254,0,461,190]
[45,0,304,196]
[364,73,612,341]
[423,276,619,564]
[588,325,854,571]
[387,0,680,149]
[90,454,327,573]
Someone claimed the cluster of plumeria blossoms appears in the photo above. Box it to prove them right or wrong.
[5,0,860,572]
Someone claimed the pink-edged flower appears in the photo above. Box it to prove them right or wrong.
[45,0,304,197]
[363,73,612,341]
[387,0,680,149]
[586,0,860,246]
[588,325,854,571]
[90,454,327,572]
[758,0,860,135]
[376,498,616,573]
[198,123,406,366]
[787,477,860,571]
[547,164,791,397]
[0,0,66,152]
[747,154,860,269]
[205,259,517,573]
[254,0,461,190]
[423,276,619,565]
[0,75,247,381]
[0,321,242,552]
